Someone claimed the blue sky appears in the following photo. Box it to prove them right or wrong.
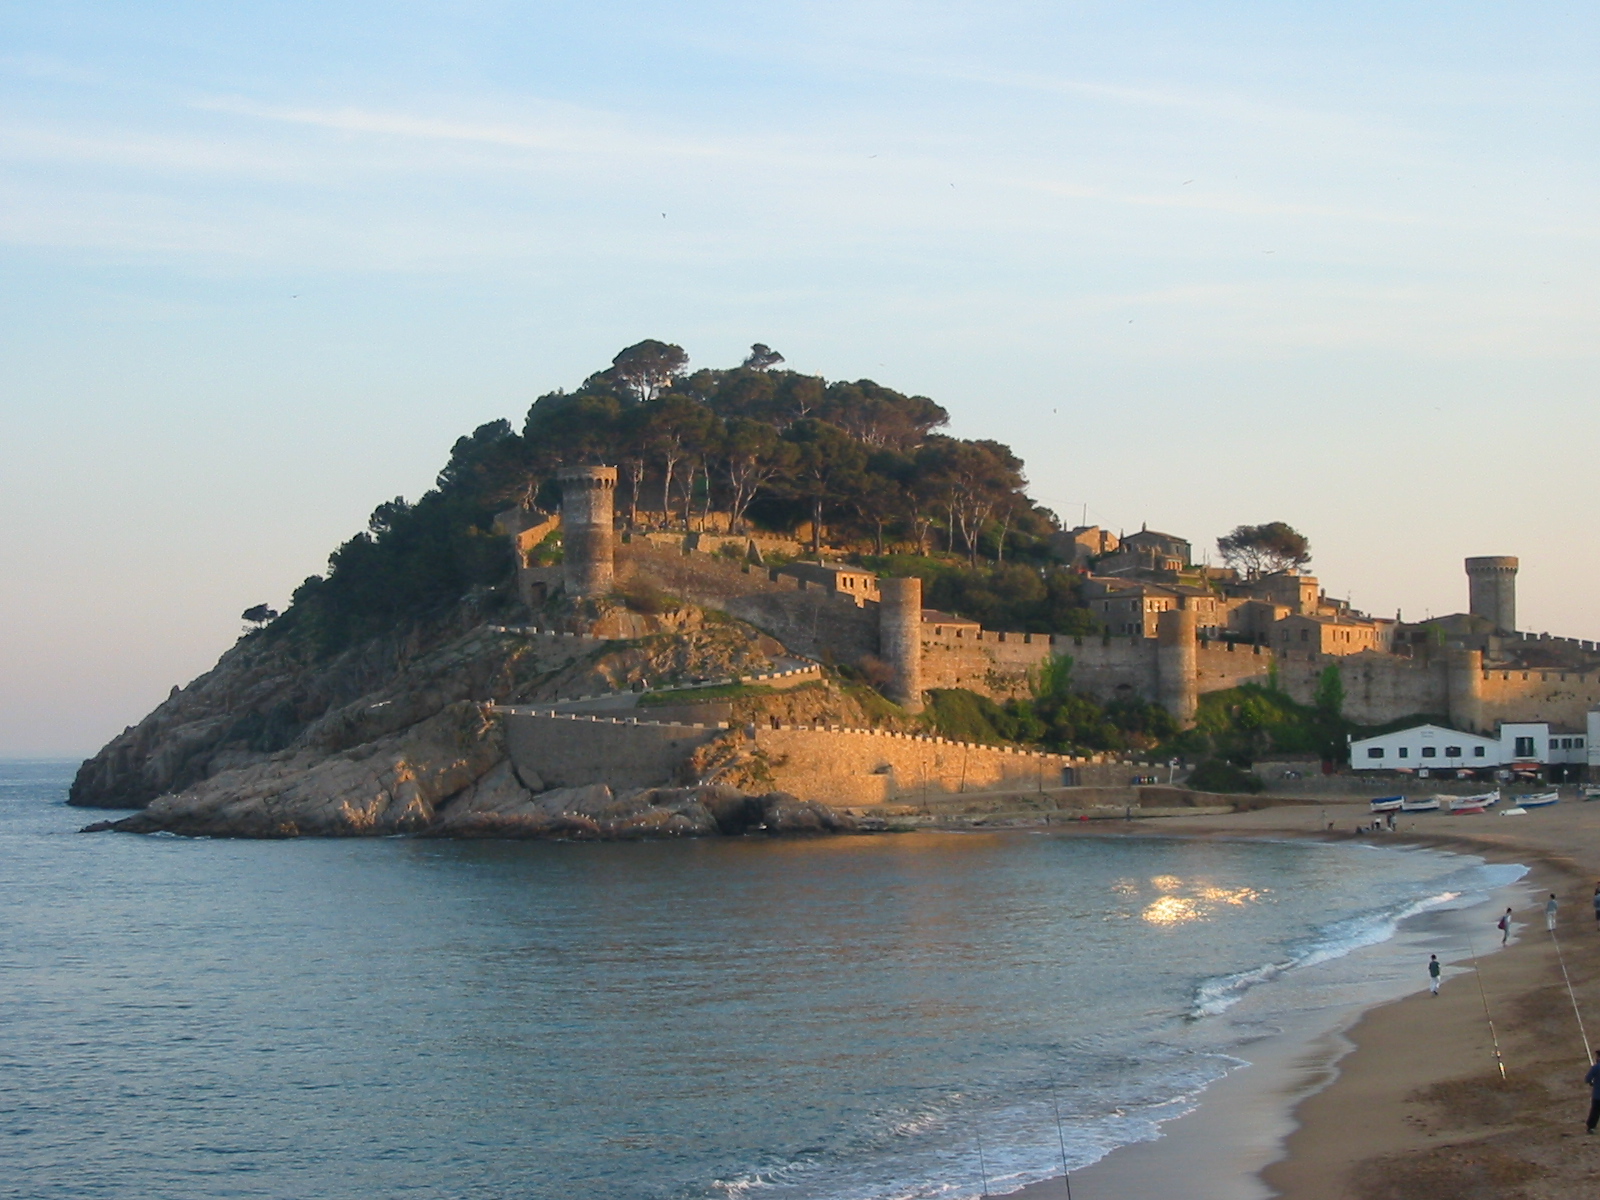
[3,2,1597,755]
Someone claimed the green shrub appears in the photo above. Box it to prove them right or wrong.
[1186,759,1265,793]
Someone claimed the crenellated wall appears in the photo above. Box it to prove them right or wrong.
[500,708,1155,805]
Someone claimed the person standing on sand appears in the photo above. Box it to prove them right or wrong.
[1592,884,1600,929]
[1499,908,1513,944]
[1547,893,1559,932]
[1586,1050,1600,1133]
[1428,954,1441,995]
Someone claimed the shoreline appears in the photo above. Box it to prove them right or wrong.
[1009,799,1600,1199]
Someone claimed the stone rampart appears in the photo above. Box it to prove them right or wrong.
[1477,667,1600,730]
[1276,651,1449,724]
[752,726,1078,804]
[501,710,723,790]
[499,706,1157,805]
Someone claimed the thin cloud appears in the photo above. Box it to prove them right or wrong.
[195,96,738,164]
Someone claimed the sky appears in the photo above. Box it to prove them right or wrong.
[2,2,1597,757]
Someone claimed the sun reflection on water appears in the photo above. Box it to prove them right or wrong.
[1135,877,1268,925]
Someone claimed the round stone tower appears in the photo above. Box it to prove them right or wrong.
[878,576,924,713]
[1156,608,1199,729]
[1465,556,1518,633]
[557,466,617,599]
[1447,647,1486,734]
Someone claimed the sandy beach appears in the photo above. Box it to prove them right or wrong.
[1013,795,1600,1200]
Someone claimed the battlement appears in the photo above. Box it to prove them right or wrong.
[496,704,1161,803]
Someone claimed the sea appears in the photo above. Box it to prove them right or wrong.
[1,759,1526,1200]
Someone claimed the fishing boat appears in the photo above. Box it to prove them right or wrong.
[1369,796,1404,813]
[1516,791,1559,808]
[1400,796,1440,813]
[1447,789,1500,814]
[1582,785,1600,801]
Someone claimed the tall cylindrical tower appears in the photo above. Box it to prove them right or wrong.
[557,466,617,599]
[878,576,924,713]
[1156,608,1199,729]
[1465,556,1518,633]
[1447,647,1486,734]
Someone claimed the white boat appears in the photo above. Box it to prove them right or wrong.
[1369,796,1404,813]
[1582,785,1600,801]
[1516,791,1559,808]
[1447,790,1500,813]
[1400,796,1441,812]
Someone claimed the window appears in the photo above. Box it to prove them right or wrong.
[1561,738,1573,750]
[1445,746,1462,757]
[1514,736,1536,757]
[1578,738,1587,749]
[1421,746,1437,758]
[1398,747,1409,758]
[1473,746,1486,757]
[1367,747,1384,759]
[1300,629,1309,642]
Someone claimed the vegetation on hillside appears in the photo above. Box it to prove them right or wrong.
[268,340,1091,655]
[922,657,1176,754]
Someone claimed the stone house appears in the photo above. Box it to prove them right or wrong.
[1048,525,1119,567]
[1273,613,1391,656]
[772,562,882,603]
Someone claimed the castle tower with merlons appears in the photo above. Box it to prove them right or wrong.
[557,466,617,599]
[1465,555,1518,634]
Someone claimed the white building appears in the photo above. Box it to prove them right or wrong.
[1500,722,1587,765]
[1351,724,1500,771]
[1352,721,1587,771]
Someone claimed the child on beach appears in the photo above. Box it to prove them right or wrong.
[1428,954,1441,995]
[1498,908,1512,944]
[1547,894,1559,932]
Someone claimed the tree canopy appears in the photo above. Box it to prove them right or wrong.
[1216,521,1311,576]
[275,341,1073,654]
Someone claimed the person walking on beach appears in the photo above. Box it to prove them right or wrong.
[1547,893,1559,932]
[1499,908,1513,944]
[1428,954,1441,995]
[1592,883,1600,930]
[1585,1050,1600,1133]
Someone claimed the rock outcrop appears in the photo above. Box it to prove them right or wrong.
[74,595,858,841]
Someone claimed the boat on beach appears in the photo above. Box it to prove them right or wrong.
[1447,790,1500,814]
[1369,796,1404,813]
[1515,791,1559,808]
[1400,796,1441,813]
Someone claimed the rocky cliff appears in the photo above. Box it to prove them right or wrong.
[74,594,857,840]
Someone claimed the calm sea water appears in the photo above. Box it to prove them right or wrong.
[2,760,1523,1200]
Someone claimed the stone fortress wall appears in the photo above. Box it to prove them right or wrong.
[499,708,1154,806]
[530,470,1598,797]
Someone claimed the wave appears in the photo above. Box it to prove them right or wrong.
[1189,860,1526,1019]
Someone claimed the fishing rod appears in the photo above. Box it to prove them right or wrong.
[976,1126,990,1198]
[1549,924,1593,1063]
[1050,1084,1073,1200]
[1464,932,1507,1081]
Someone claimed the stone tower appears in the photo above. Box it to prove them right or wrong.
[1447,647,1486,734]
[557,466,617,599]
[1465,556,1518,633]
[1156,608,1199,729]
[878,576,924,713]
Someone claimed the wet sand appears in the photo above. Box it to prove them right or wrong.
[1014,796,1600,1200]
